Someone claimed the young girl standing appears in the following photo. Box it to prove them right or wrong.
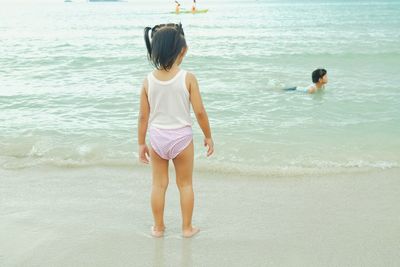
[138,23,214,238]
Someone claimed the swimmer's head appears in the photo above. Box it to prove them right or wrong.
[144,23,187,71]
[312,68,328,84]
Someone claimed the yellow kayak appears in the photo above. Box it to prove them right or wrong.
[172,9,209,14]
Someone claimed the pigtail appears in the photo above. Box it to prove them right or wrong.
[177,22,184,36]
[144,27,152,57]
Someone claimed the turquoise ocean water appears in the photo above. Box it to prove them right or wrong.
[1,0,399,176]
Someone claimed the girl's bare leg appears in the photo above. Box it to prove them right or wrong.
[149,147,169,236]
[172,142,199,237]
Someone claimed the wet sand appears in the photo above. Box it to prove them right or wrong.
[1,166,399,266]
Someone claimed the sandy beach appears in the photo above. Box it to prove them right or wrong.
[1,166,399,266]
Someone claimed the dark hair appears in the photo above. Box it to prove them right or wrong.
[312,68,327,83]
[144,23,186,71]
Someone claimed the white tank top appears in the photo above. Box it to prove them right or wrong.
[147,69,192,129]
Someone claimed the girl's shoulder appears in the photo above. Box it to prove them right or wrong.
[184,70,198,83]
[185,71,198,93]
[307,84,316,89]
[142,76,149,94]
[185,71,197,81]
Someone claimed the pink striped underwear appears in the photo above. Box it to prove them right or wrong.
[149,126,193,160]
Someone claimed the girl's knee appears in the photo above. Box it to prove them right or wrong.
[152,178,169,190]
[153,184,168,191]
[176,179,192,190]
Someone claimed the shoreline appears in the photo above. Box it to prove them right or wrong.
[1,166,399,266]
[1,155,398,179]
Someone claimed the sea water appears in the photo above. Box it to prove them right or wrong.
[1,0,399,176]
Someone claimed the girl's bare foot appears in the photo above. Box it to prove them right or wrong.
[151,226,165,238]
[182,226,200,238]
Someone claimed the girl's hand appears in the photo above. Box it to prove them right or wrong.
[204,138,214,157]
[139,144,150,164]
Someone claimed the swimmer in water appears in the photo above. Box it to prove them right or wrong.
[175,1,181,14]
[285,68,328,94]
[191,0,196,13]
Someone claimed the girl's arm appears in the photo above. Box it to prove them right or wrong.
[138,78,150,163]
[187,72,214,157]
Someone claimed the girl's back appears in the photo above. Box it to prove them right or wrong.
[147,69,191,130]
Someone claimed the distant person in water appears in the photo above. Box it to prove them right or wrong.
[175,1,181,14]
[285,68,328,94]
[192,0,196,13]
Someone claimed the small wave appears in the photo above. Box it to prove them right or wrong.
[193,160,399,178]
[1,154,398,178]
